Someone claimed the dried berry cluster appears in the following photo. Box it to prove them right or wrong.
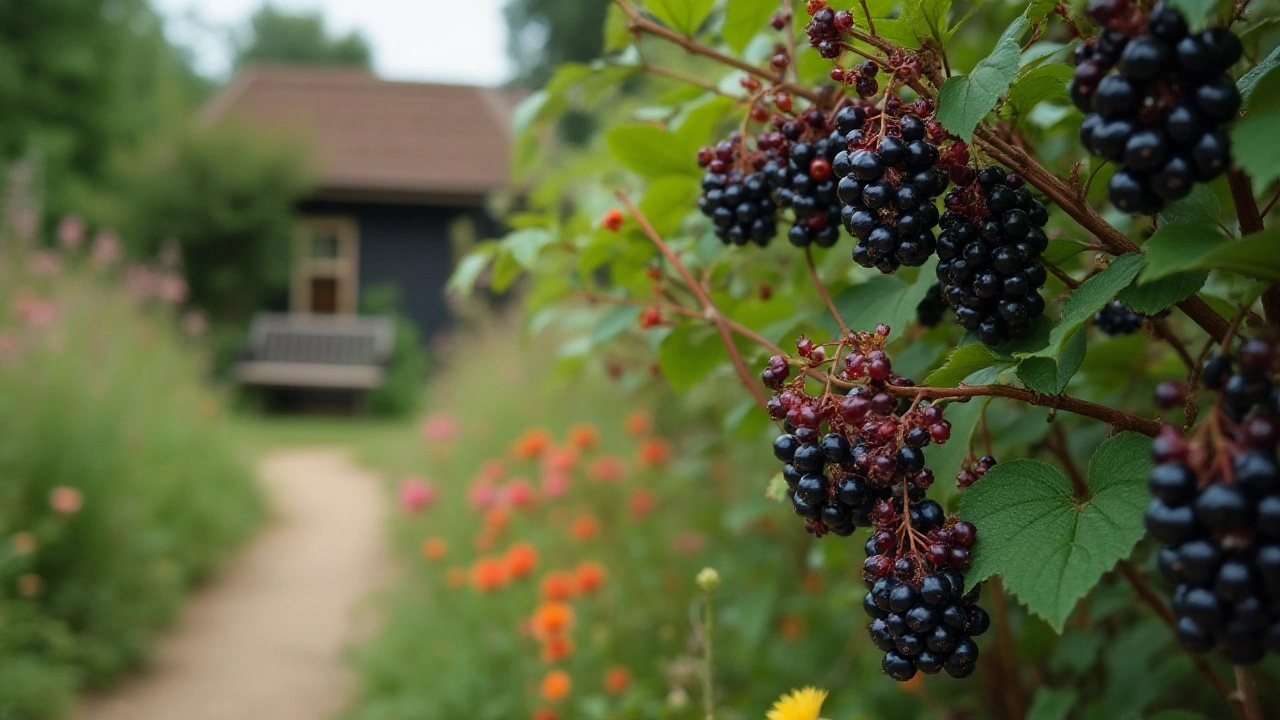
[1147,338,1280,665]
[834,106,953,273]
[936,167,1050,346]
[1094,299,1146,336]
[1072,0,1240,213]
[763,327,989,681]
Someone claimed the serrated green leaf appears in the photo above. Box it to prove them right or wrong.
[1155,184,1221,226]
[645,0,715,35]
[1232,105,1280,188]
[640,175,699,237]
[825,260,937,340]
[1142,222,1280,282]
[1116,270,1208,314]
[926,343,1011,386]
[1017,324,1086,393]
[1027,688,1077,720]
[447,243,497,296]
[605,124,697,178]
[960,432,1153,632]
[1033,253,1144,359]
[1239,45,1280,106]
[872,18,923,48]
[657,323,726,391]
[723,0,778,51]
[1006,63,1073,117]
[937,19,1026,140]
[908,0,952,44]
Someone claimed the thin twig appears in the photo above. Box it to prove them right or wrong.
[641,63,730,95]
[1149,317,1196,370]
[1227,168,1278,327]
[1233,667,1264,720]
[805,247,849,335]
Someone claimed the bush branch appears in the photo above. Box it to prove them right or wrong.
[805,247,849,335]
[1227,168,1278,327]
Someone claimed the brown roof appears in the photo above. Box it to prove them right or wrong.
[202,65,517,204]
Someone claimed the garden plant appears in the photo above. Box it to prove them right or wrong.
[435,0,1280,717]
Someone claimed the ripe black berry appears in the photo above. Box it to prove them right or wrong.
[1072,3,1240,213]
[1094,299,1146,335]
[697,137,779,246]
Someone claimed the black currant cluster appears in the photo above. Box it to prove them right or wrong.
[936,166,1050,346]
[916,283,947,328]
[1094,299,1146,335]
[1072,0,1241,213]
[768,113,845,248]
[833,110,950,274]
[956,454,996,489]
[865,563,988,681]
[804,3,854,59]
[696,138,779,246]
[1147,338,1280,665]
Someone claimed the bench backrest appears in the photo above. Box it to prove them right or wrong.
[246,313,395,366]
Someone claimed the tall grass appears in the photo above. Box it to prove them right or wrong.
[0,224,263,719]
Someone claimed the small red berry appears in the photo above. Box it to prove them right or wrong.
[930,423,952,444]
[769,11,788,29]
[771,53,791,71]
[796,336,814,357]
[833,10,854,31]
[829,67,848,83]
[638,307,662,328]
[751,104,770,123]
[740,76,763,91]
[602,208,625,232]
[809,157,832,181]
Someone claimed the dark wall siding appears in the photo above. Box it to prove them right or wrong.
[300,200,481,342]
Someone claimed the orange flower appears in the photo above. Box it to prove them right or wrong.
[587,455,625,483]
[505,542,539,579]
[505,478,538,509]
[540,571,577,602]
[445,567,467,588]
[471,557,509,593]
[567,423,600,451]
[603,666,631,695]
[485,508,511,533]
[540,669,572,702]
[778,615,807,641]
[624,411,651,436]
[421,537,447,561]
[532,707,559,720]
[636,437,671,467]
[531,602,575,638]
[511,428,554,460]
[628,488,656,518]
[570,514,600,542]
[540,634,574,662]
[575,561,606,595]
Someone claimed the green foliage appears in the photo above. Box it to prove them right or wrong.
[1142,222,1280,283]
[0,232,262,717]
[504,0,612,88]
[103,123,313,326]
[644,0,716,35]
[235,5,372,69]
[937,16,1027,140]
[363,286,430,418]
[960,433,1152,631]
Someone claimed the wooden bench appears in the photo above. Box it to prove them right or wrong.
[236,313,395,390]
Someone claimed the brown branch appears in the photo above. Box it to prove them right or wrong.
[806,247,849,335]
[1234,667,1265,720]
[889,383,1163,436]
[641,63,729,96]
[987,578,1025,720]
[617,191,770,410]
[1149,317,1196,370]
[1228,168,1279,327]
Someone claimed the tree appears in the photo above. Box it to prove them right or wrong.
[503,0,610,88]
[235,5,372,69]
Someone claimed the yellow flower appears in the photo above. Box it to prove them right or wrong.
[766,687,828,720]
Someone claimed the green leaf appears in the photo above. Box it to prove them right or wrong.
[872,18,923,48]
[504,227,555,269]
[765,473,789,502]
[645,0,715,35]
[604,4,633,53]
[490,248,524,293]
[446,243,497,296]
[640,176,699,237]
[675,96,736,152]
[591,304,638,346]
[936,17,1027,140]
[1239,45,1280,106]
[925,343,1011,386]
[1155,184,1221,226]
[1232,105,1280,188]
[1017,324,1086,393]
[1142,222,1280,283]
[1005,63,1073,117]
[1034,253,1144,359]
[907,0,952,44]
[605,125,696,179]
[1116,270,1208,314]
[825,261,936,341]
[657,323,726,392]
[1167,0,1218,23]
[723,0,778,51]
[1027,688,1077,720]
[960,432,1153,632]
[1043,236,1089,264]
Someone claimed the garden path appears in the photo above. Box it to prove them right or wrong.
[77,448,390,720]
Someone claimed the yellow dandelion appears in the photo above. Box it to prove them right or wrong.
[766,687,828,720]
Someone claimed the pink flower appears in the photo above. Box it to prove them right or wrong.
[56,216,85,250]
[421,413,459,443]
[27,251,63,278]
[14,290,59,327]
[398,477,438,514]
[587,455,625,483]
[156,273,188,304]
[504,477,537,509]
[49,487,83,515]
[91,231,122,268]
[468,481,500,512]
[541,470,570,500]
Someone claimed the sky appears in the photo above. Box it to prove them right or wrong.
[153,0,515,86]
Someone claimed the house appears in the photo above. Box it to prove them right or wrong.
[201,66,515,401]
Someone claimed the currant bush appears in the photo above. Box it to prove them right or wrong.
[769,110,846,248]
[696,135,780,246]
[936,166,1050,345]
[1072,0,1241,213]
[1149,338,1280,665]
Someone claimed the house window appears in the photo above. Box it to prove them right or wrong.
[294,216,359,314]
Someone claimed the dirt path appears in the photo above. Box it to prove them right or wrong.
[77,448,390,720]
